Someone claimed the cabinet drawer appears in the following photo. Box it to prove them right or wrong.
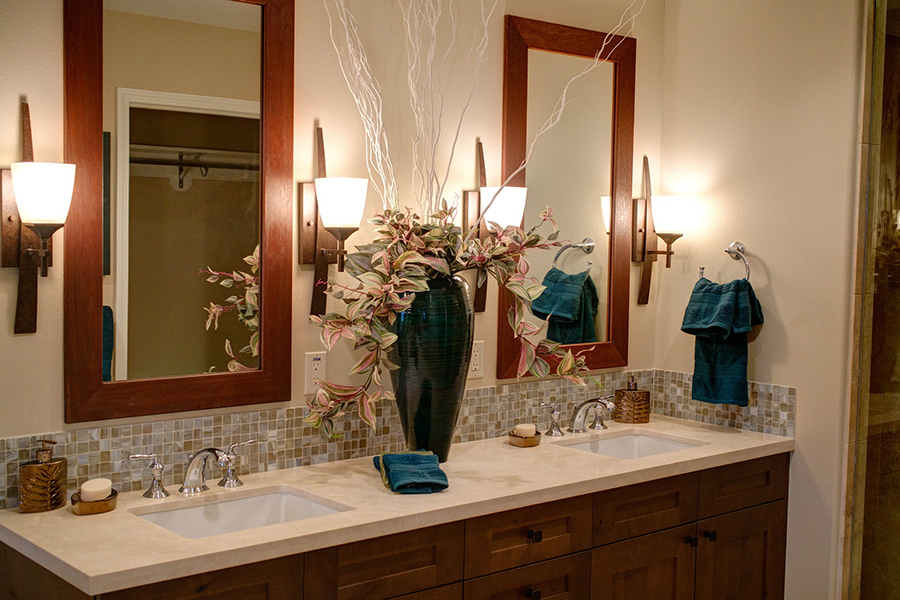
[463,551,591,600]
[592,524,696,600]
[98,555,303,600]
[304,521,464,600]
[698,453,789,519]
[593,472,698,546]
[464,495,592,578]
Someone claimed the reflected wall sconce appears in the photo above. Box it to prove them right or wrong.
[1,102,76,333]
[632,155,684,305]
[299,127,368,316]
[461,141,528,313]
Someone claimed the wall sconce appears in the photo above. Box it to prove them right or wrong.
[1,102,76,333]
[632,156,684,305]
[9,162,76,275]
[479,186,528,232]
[601,196,612,233]
[314,177,367,271]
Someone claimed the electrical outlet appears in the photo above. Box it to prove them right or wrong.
[304,351,327,395]
[469,340,484,378]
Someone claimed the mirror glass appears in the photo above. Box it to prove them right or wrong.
[102,0,262,380]
[523,50,613,345]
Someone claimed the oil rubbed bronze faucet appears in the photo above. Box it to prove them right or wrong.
[568,395,616,434]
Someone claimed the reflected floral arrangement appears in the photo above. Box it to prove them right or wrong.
[201,244,260,372]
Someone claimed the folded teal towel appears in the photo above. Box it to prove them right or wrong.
[102,305,114,382]
[681,278,763,406]
[531,268,598,344]
[373,451,449,494]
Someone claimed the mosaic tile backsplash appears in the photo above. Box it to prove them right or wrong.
[0,369,796,510]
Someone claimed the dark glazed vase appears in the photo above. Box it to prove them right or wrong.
[389,276,474,462]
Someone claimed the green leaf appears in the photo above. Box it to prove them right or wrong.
[349,350,378,375]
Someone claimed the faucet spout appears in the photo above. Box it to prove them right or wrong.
[179,448,229,494]
[568,394,616,433]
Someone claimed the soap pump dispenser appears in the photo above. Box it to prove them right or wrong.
[18,439,68,513]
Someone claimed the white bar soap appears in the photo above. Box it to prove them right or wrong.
[514,423,536,437]
[81,478,112,502]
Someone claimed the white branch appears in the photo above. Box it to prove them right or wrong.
[466,0,647,242]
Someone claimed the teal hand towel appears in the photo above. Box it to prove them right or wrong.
[102,305,114,382]
[531,268,598,344]
[373,451,449,494]
[681,278,763,406]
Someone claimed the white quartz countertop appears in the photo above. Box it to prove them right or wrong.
[0,417,794,596]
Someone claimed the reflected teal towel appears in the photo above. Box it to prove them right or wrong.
[373,451,449,494]
[531,268,598,344]
[102,306,114,382]
[681,278,763,406]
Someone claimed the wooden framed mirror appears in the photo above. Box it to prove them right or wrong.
[497,16,635,378]
[63,0,293,422]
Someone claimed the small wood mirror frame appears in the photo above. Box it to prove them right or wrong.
[497,16,635,378]
[63,0,294,422]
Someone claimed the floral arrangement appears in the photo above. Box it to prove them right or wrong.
[201,244,260,372]
[306,203,594,436]
[306,0,645,436]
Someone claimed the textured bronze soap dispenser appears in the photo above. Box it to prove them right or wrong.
[18,439,68,513]
[614,377,650,423]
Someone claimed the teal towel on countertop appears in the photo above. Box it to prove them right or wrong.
[102,305,114,382]
[373,451,449,494]
[681,278,763,406]
[531,268,598,345]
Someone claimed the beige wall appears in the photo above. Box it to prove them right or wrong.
[0,1,863,598]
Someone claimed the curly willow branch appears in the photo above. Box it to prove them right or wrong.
[325,0,399,209]
[466,0,647,243]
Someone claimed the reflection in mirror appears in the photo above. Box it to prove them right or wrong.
[497,15,634,378]
[523,50,613,345]
[101,0,262,380]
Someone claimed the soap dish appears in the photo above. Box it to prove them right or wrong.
[508,430,542,448]
[71,489,118,515]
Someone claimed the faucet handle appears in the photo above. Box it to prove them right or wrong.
[218,439,257,488]
[539,403,565,437]
[127,453,170,499]
[227,438,257,454]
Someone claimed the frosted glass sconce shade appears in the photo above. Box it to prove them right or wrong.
[314,177,368,233]
[601,196,612,233]
[480,186,527,231]
[649,195,684,235]
[10,162,76,225]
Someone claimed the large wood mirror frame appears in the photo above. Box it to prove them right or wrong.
[63,0,294,422]
[497,16,635,378]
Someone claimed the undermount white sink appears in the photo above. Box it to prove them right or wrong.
[130,485,352,539]
[556,430,706,459]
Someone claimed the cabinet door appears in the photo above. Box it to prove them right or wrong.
[463,551,591,600]
[465,495,593,578]
[592,524,696,600]
[97,555,303,600]
[694,500,787,600]
[389,582,462,600]
[304,521,464,600]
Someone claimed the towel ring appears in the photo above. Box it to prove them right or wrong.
[552,237,594,269]
[724,241,750,280]
[699,241,751,281]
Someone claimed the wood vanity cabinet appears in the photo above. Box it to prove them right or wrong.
[591,453,789,600]
[0,453,789,600]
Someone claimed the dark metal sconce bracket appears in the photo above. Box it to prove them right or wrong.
[462,140,488,313]
[298,126,338,317]
[1,102,51,334]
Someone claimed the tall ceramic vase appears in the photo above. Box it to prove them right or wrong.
[389,276,474,462]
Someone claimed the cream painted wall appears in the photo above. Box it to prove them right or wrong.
[0,1,863,598]
[654,1,862,598]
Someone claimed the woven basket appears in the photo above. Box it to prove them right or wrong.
[614,389,650,423]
